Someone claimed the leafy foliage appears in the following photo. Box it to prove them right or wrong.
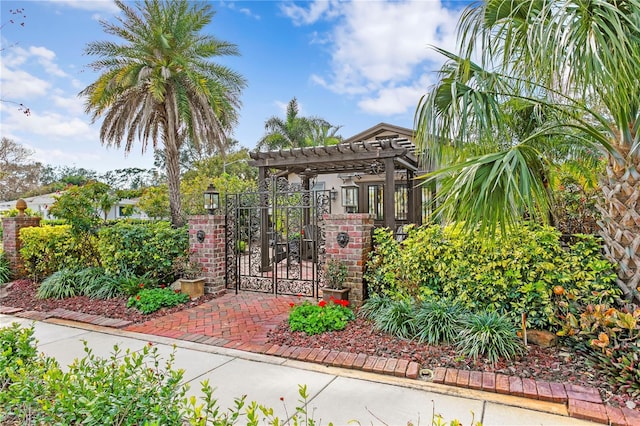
[48,181,115,233]
[37,269,80,299]
[0,252,10,284]
[324,259,348,289]
[20,225,99,281]
[456,311,526,365]
[559,304,640,397]
[365,223,619,330]
[289,300,355,335]
[127,288,189,314]
[97,221,188,281]
[414,299,465,345]
[75,267,121,299]
[372,299,416,339]
[0,323,38,392]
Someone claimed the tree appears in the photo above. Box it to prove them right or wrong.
[257,98,342,150]
[137,185,170,220]
[0,138,43,201]
[80,0,246,227]
[415,0,640,302]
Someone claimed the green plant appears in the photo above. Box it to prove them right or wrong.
[127,288,189,314]
[324,258,348,289]
[0,252,10,284]
[372,299,416,339]
[76,267,121,299]
[0,323,37,392]
[456,311,526,365]
[172,254,204,279]
[359,295,394,320]
[289,300,355,335]
[97,221,188,281]
[364,223,620,331]
[37,268,80,299]
[559,304,640,397]
[116,271,159,296]
[414,299,466,344]
[20,225,99,281]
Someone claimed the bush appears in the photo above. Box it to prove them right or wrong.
[0,323,38,392]
[559,304,640,398]
[289,300,355,335]
[37,269,80,299]
[0,251,10,284]
[116,272,159,296]
[127,288,189,314]
[75,267,121,299]
[20,225,99,281]
[456,311,526,365]
[364,223,620,330]
[372,299,416,339]
[97,221,188,281]
[414,299,466,344]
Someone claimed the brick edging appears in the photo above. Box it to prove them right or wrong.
[3,304,637,425]
[431,367,639,426]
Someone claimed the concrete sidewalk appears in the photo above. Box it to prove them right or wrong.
[0,314,595,425]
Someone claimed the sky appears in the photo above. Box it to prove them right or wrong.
[0,0,468,173]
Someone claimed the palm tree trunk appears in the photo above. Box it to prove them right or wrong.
[164,91,184,228]
[597,153,640,304]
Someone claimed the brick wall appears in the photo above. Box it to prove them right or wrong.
[323,213,374,307]
[2,216,41,278]
[188,215,226,295]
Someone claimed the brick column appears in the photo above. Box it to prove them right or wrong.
[2,216,41,279]
[323,213,374,307]
[188,215,226,296]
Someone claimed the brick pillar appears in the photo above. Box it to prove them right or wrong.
[323,213,374,307]
[188,215,226,296]
[2,216,41,279]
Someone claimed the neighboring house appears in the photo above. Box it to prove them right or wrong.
[0,192,149,220]
[250,122,431,231]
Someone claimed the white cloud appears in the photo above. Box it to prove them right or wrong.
[284,0,463,116]
[220,1,261,20]
[0,63,51,99]
[29,46,68,77]
[52,94,86,116]
[48,0,120,14]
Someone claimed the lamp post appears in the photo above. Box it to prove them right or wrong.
[204,184,220,214]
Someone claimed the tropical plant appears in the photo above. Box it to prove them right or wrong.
[415,0,640,303]
[257,97,342,150]
[81,0,246,227]
[37,269,80,299]
[0,252,10,284]
[372,299,416,339]
[414,299,466,345]
[456,311,526,365]
[76,267,121,299]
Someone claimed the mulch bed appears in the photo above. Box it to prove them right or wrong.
[1,279,218,325]
[2,279,637,410]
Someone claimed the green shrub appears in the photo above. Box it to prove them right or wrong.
[37,269,80,299]
[20,225,99,281]
[372,299,416,339]
[116,271,159,296]
[127,288,189,314]
[359,295,394,320]
[456,311,526,365]
[0,323,38,392]
[414,299,466,344]
[97,221,188,281]
[0,251,10,284]
[364,223,620,330]
[75,267,121,299]
[289,300,355,335]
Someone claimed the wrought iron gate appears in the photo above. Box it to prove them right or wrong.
[225,177,331,296]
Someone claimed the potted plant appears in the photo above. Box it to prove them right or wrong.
[322,259,349,302]
[172,255,205,299]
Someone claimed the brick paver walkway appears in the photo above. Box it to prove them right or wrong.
[124,292,302,352]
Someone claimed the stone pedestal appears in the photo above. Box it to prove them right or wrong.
[187,215,225,295]
[2,215,41,279]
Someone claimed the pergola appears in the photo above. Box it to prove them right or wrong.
[249,138,422,231]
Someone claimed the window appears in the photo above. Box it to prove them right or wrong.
[367,183,409,221]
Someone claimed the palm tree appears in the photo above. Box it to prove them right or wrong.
[80,0,246,227]
[257,98,342,150]
[415,0,640,302]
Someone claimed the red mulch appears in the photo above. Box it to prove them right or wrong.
[1,279,218,324]
[2,279,637,410]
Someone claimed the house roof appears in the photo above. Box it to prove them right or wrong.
[249,123,421,176]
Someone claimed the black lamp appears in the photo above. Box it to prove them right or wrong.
[341,178,359,213]
[204,184,220,214]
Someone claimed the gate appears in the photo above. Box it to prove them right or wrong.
[225,177,331,296]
